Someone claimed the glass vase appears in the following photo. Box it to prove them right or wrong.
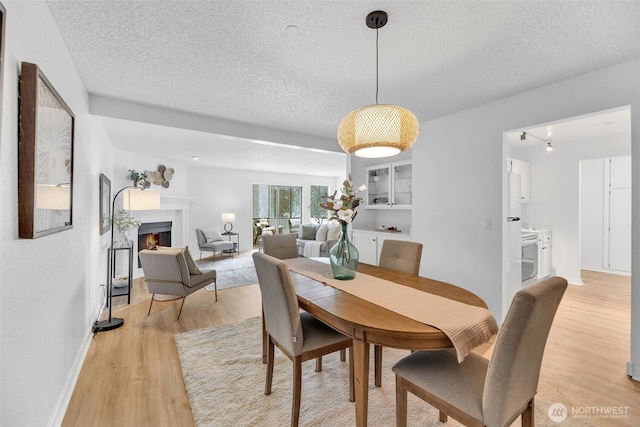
[329,223,359,280]
[117,228,130,246]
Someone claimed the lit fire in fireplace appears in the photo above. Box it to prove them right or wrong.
[145,233,159,250]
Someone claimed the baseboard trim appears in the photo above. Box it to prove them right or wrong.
[47,302,104,426]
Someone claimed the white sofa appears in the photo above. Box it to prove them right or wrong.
[295,223,341,257]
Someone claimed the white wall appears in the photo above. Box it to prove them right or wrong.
[0,2,113,426]
[411,58,640,380]
[510,133,631,283]
[187,166,341,253]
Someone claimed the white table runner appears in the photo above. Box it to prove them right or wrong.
[285,257,498,362]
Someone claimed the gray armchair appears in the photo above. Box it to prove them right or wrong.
[195,228,234,260]
[139,248,217,319]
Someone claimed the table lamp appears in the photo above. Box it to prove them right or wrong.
[222,212,235,233]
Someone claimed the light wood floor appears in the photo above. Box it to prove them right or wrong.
[62,262,640,426]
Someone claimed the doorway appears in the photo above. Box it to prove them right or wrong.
[503,106,631,305]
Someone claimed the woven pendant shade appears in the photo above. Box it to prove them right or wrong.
[337,104,419,158]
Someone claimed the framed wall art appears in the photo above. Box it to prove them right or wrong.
[99,173,111,235]
[18,62,75,238]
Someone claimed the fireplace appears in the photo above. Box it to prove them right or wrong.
[138,221,172,266]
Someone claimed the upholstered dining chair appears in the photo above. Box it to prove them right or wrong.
[378,239,423,275]
[252,252,354,427]
[392,276,567,427]
[260,232,340,370]
[262,233,299,259]
[139,247,217,319]
[374,239,424,387]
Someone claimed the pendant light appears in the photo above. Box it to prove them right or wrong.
[337,11,419,158]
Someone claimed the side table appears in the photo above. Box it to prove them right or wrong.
[222,231,239,256]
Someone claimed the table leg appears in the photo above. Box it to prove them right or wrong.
[352,338,370,427]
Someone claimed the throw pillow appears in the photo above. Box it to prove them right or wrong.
[203,227,224,242]
[315,224,329,241]
[183,246,202,275]
[157,246,202,275]
[300,224,317,240]
[327,223,341,240]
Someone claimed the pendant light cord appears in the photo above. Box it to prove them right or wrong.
[375,27,379,105]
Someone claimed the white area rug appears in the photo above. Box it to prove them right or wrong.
[174,317,590,427]
[199,255,258,291]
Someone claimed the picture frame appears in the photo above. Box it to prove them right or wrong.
[18,62,75,238]
[99,174,111,235]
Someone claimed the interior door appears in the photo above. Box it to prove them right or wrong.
[609,187,631,271]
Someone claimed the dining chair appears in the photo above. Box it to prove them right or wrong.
[252,252,354,427]
[260,232,342,369]
[378,239,423,275]
[392,276,567,427]
[262,233,299,259]
[374,239,424,387]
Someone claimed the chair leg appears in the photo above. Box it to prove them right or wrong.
[292,356,302,427]
[199,250,202,260]
[374,344,383,387]
[213,278,218,302]
[395,374,408,427]
[439,410,448,422]
[265,337,275,395]
[147,294,155,315]
[340,348,346,361]
[176,296,186,320]
[262,309,267,364]
[348,347,354,403]
[315,356,322,372]
[522,398,534,427]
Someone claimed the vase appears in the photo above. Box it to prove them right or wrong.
[329,223,359,280]
[117,228,131,245]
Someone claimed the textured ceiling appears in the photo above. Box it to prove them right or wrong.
[46,0,640,171]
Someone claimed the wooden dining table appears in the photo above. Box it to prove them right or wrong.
[287,261,491,427]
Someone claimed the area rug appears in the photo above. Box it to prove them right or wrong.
[199,255,258,291]
[174,317,590,427]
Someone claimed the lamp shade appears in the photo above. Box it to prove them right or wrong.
[221,213,236,222]
[36,184,71,210]
[123,189,160,211]
[337,104,419,158]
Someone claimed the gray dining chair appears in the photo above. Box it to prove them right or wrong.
[252,252,354,427]
[260,232,341,369]
[378,239,423,275]
[374,239,424,387]
[262,233,299,259]
[392,276,567,427]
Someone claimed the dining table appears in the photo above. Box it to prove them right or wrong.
[277,258,496,427]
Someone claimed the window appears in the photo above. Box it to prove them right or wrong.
[309,185,329,223]
[252,184,302,235]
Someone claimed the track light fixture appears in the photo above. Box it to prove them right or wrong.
[520,131,553,152]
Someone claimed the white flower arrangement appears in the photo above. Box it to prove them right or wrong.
[113,209,141,231]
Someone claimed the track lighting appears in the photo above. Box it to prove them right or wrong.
[520,130,553,152]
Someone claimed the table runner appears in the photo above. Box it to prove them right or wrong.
[285,257,498,362]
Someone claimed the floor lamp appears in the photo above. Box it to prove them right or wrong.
[94,186,160,332]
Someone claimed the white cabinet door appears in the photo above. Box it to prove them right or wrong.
[392,161,412,208]
[365,161,412,209]
[365,165,391,208]
[351,231,378,265]
[538,243,551,278]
